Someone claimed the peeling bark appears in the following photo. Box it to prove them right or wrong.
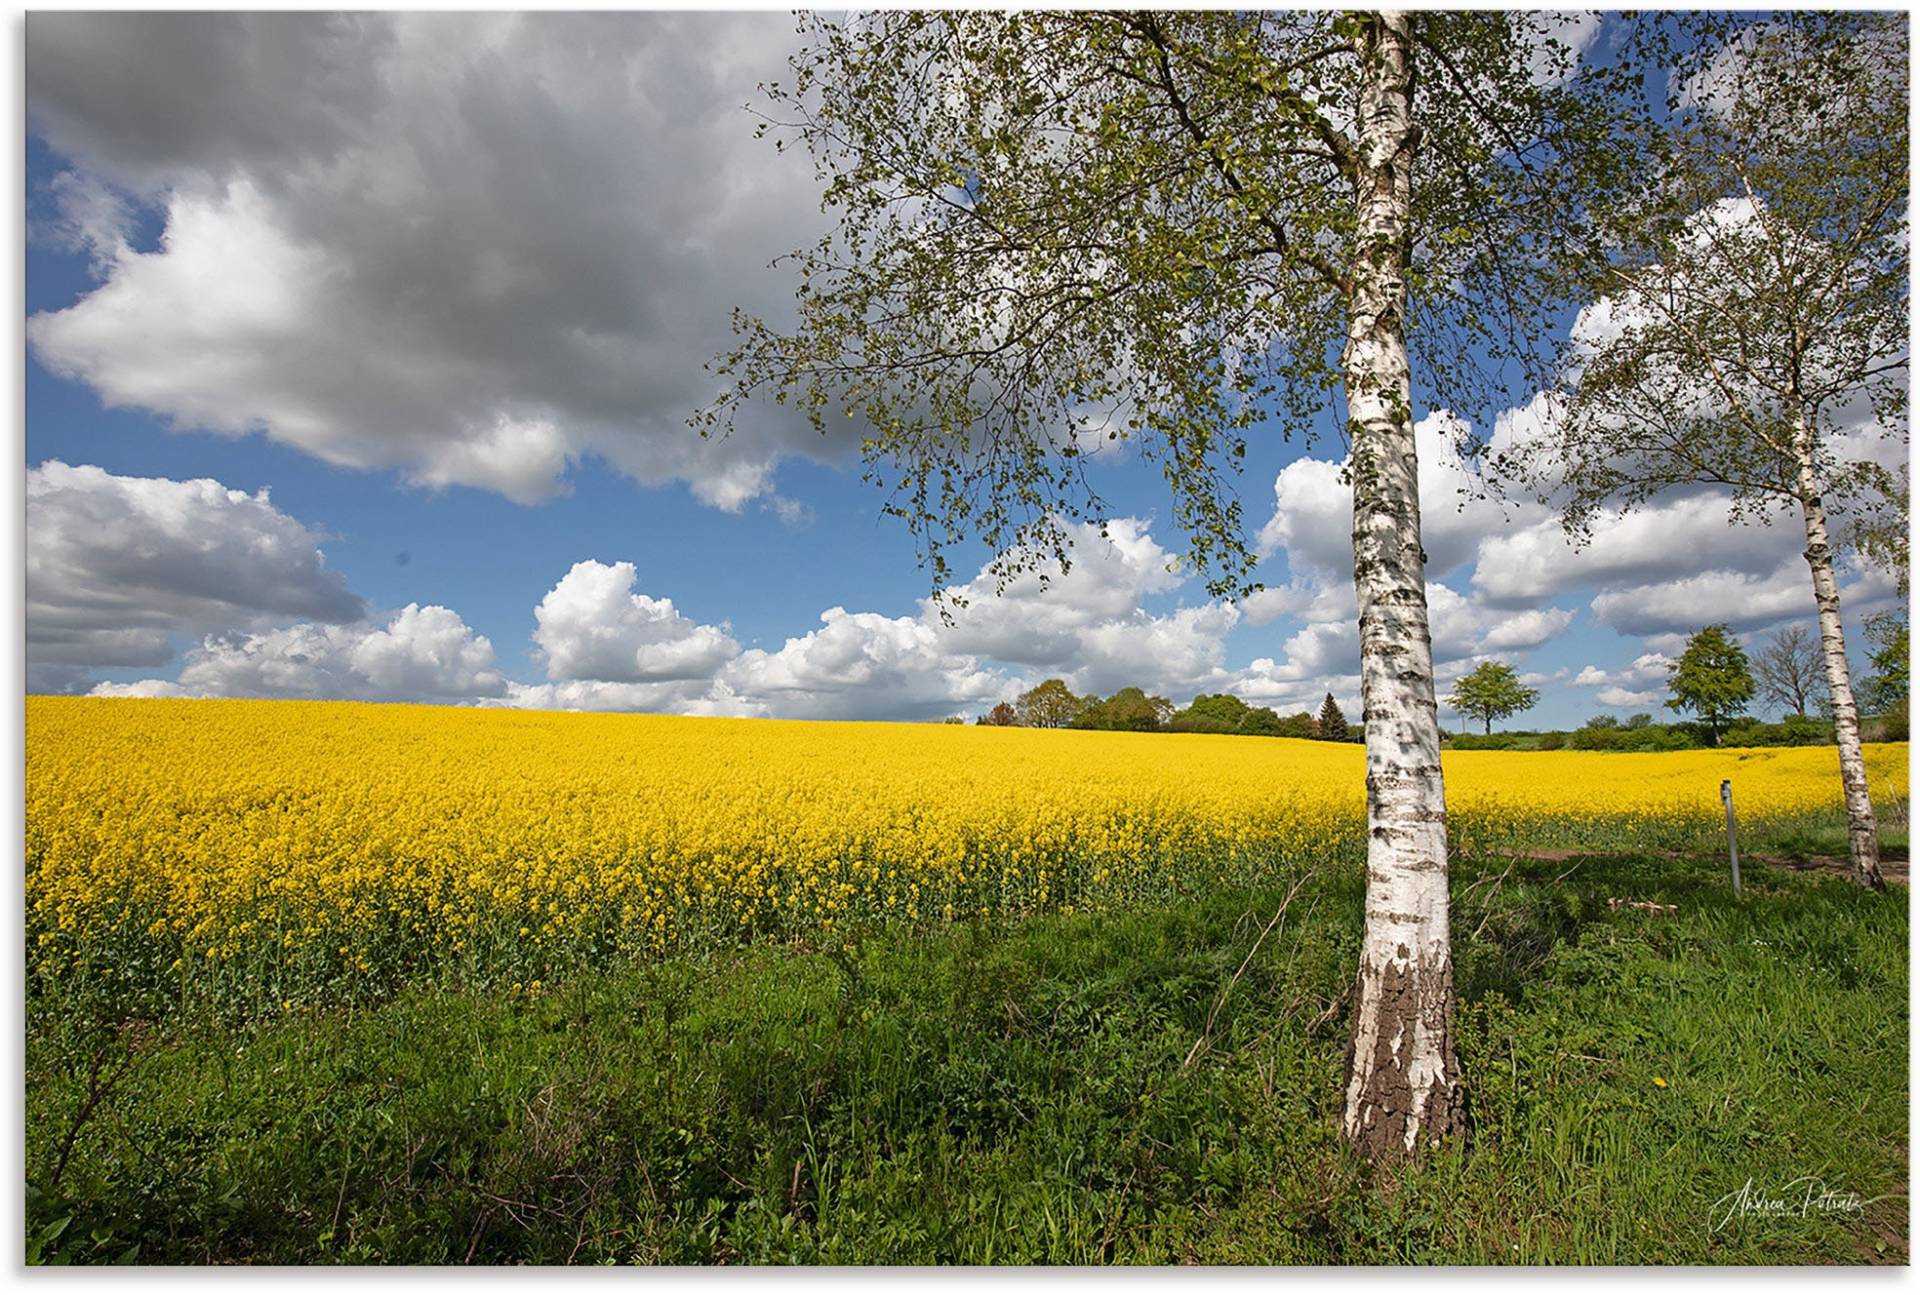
[1339,10,1466,1161]
[1792,407,1884,891]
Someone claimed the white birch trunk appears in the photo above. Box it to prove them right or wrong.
[1792,410,1884,890]
[1339,10,1466,1160]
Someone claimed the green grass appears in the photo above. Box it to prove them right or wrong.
[26,849,1907,1265]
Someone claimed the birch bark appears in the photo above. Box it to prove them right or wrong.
[1339,10,1466,1160]
[1792,406,1884,890]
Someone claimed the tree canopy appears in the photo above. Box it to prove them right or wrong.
[1666,624,1755,743]
[1447,661,1540,734]
[701,10,1661,602]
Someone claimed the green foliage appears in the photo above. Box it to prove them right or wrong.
[1232,707,1285,738]
[28,852,1906,1264]
[1448,662,1542,735]
[1016,679,1087,729]
[1666,625,1756,744]
[1859,612,1909,717]
[1073,687,1174,733]
[978,702,1019,727]
[700,11,1670,601]
[1724,715,1834,748]
[1169,693,1251,734]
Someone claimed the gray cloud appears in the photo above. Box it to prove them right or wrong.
[28,460,364,689]
[27,12,842,510]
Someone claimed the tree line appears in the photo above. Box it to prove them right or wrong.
[971,680,1356,741]
[1444,613,1909,747]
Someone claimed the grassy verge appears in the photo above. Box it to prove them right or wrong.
[26,849,1907,1264]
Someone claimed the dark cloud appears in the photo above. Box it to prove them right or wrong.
[27,460,365,687]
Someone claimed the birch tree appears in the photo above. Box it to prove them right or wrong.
[1495,12,1906,889]
[702,10,1661,1160]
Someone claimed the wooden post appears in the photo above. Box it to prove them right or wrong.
[1721,779,1741,897]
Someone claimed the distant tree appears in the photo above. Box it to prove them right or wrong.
[1447,662,1540,735]
[1276,711,1318,740]
[1623,713,1653,730]
[1170,693,1251,734]
[1075,686,1173,732]
[1753,622,1828,719]
[1666,625,1755,745]
[1236,706,1285,737]
[1585,713,1619,729]
[1858,611,1909,716]
[1316,693,1351,743]
[1016,679,1086,729]
[978,701,1019,727]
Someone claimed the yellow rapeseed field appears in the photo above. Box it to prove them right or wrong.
[26,696,1908,1012]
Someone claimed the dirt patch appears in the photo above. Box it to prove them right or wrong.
[1767,846,1907,887]
[1482,845,1908,886]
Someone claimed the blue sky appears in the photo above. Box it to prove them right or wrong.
[23,12,1903,727]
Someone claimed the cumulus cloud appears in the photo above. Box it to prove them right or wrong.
[723,608,1009,722]
[931,517,1184,665]
[534,560,738,683]
[503,518,1256,720]
[1470,491,1800,608]
[1260,411,1536,583]
[1569,652,1674,710]
[28,459,363,690]
[1594,686,1663,709]
[97,603,506,701]
[498,678,739,716]
[27,12,838,510]
[1592,557,1896,638]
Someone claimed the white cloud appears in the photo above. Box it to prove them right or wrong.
[498,678,737,716]
[1471,490,1797,607]
[99,603,505,701]
[931,517,1184,668]
[1067,602,1239,699]
[1589,558,1895,638]
[28,459,363,689]
[1595,686,1663,709]
[1525,11,1604,88]
[724,608,1008,721]
[1260,412,1537,583]
[27,12,838,510]
[1573,651,1674,693]
[533,559,738,683]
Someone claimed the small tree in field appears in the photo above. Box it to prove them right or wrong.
[1666,625,1755,745]
[1753,622,1827,720]
[1447,661,1541,735]
[1316,693,1351,743]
